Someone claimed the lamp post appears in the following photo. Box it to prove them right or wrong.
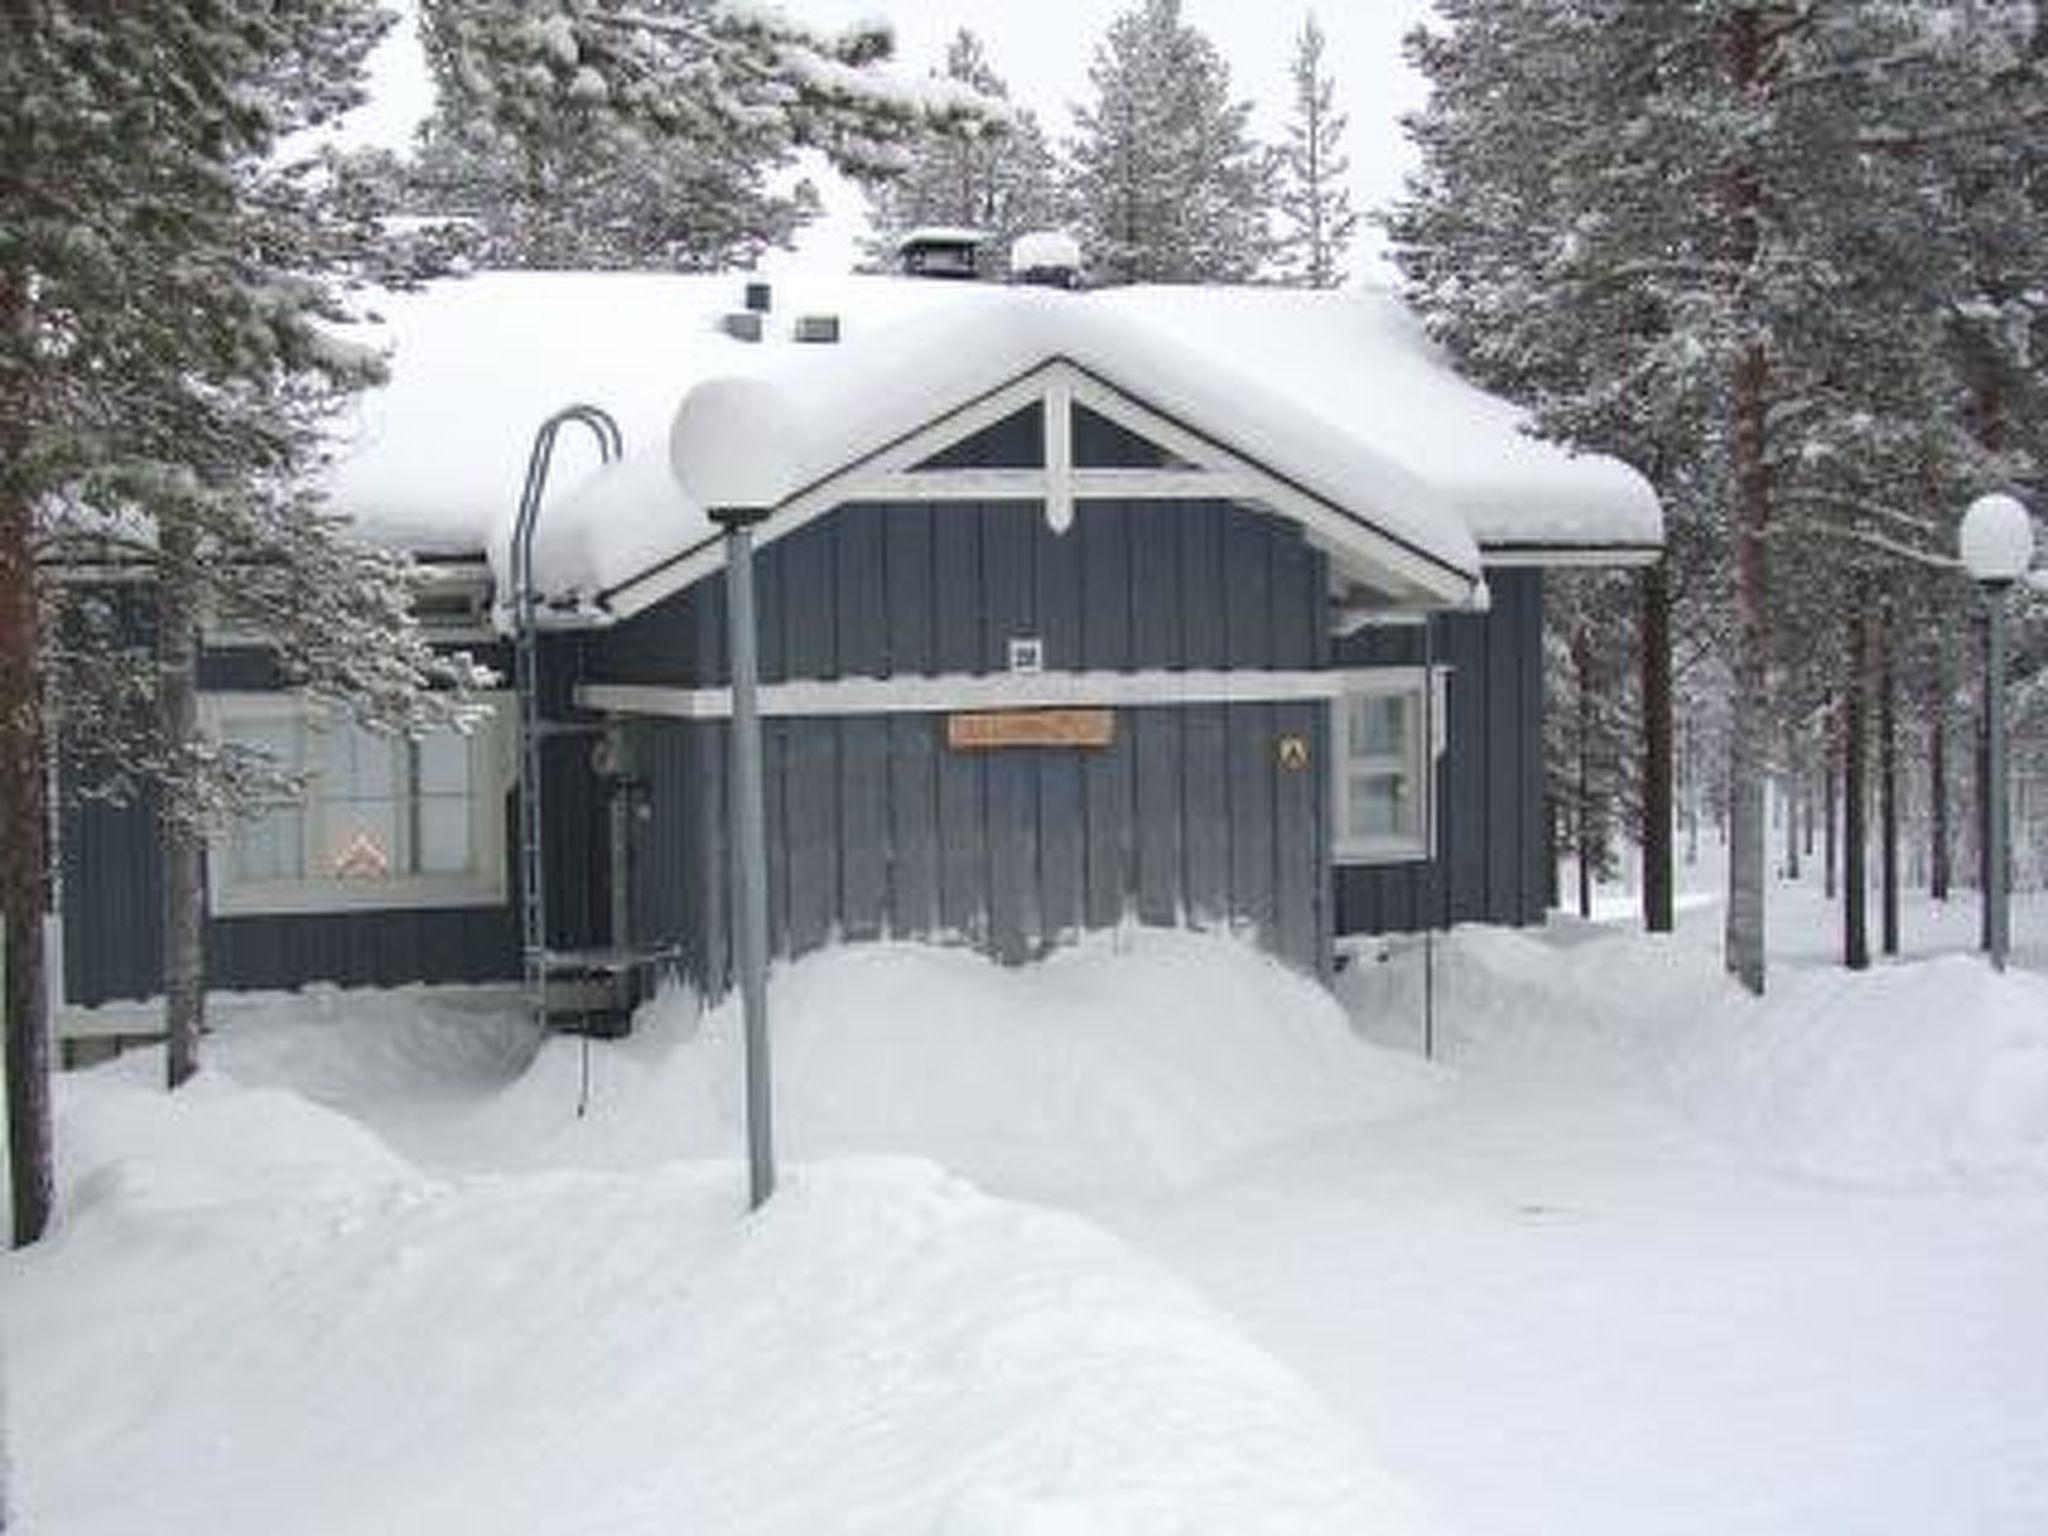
[712,502,776,1209]
[674,375,797,1212]
[1959,491,2035,973]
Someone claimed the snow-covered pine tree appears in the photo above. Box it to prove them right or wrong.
[414,0,1002,270]
[1272,13,1358,290]
[1067,0,1272,285]
[1393,1,2042,992]
[863,30,1060,274]
[3,2,491,1163]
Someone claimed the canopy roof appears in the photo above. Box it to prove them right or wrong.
[324,270,1661,616]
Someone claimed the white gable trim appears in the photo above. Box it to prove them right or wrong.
[599,358,1476,620]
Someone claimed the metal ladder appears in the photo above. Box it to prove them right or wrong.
[510,406,623,1026]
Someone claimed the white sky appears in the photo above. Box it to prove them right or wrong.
[350,1,1441,274]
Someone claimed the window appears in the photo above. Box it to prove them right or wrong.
[1333,671,1444,864]
[205,693,512,915]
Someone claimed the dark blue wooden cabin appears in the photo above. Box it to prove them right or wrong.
[52,272,1660,1018]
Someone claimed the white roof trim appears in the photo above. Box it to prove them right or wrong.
[601,358,1476,620]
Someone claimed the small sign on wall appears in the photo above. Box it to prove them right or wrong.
[1276,734,1311,772]
[947,709,1115,750]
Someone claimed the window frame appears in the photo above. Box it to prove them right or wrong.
[1331,666,1447,866]
[201,690,514,917]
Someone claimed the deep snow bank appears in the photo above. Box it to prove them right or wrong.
[12,1072,1412,1536]
[1345,923,2048,1188]
[485,929,1442,1195]
[1674,953,2048,1186]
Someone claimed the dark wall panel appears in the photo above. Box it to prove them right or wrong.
[582,495,1352,994]
[1331,569,1548,939]
[838,719,892,941]
[886,716,940,938]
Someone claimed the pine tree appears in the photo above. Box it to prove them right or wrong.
[1392,1,2044,992]
[414,0,1002,270]
[1272,13,1358,290]
[1068,0,1272,285]
[3,1,490,1208]
[864,30,1061,273]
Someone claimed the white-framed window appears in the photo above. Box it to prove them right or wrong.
[203,692,513,916]
[1333,668,1446,864]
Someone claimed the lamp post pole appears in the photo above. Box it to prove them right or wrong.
[1987,579,2011,971]
[713,504,775,1209]
[1959,491,2035,974]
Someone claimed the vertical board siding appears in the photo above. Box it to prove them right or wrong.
[60,635,527,1006]
[1181,704,1230,925]
[1331,570,1548,939]
[590,496,1339,993]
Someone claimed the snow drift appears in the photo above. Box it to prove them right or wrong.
[1344,921,2048,1189]
[481,928,1444,1197]
[13,1073,1413,1536]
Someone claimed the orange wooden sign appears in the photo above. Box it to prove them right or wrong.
[946,708,1116,750]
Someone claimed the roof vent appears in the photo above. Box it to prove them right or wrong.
[897,226,986,281]
[720,310,764,343]
[792,313,840,344]
[1009,230,1083,290]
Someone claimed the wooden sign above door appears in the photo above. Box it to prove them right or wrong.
[946,708,1116,751]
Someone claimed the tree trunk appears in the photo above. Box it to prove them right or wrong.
[158,517,206,1089]
[1575,626,1594,920]
[1545,794,1562,909]
[1823,700,1839,901]
[1721,7,1770,993]
[1684,714,1700,865]
[1844,605,1869,971]
[1725,338,1771,992]
[1879,611,1899,957]
[1640,560,1675,932]
[1782,724,1801,882]
[1,270,54,1246]
[1931,637,1951,902]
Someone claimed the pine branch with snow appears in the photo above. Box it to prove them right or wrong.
[412,0,1008,271]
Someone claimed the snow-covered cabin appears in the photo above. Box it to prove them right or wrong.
[55,268,1660,1017]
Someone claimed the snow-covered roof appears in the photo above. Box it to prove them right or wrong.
[324,270,1661,613]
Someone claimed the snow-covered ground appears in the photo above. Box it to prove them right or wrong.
[9,865,2048,1534]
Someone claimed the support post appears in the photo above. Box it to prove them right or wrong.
[716,506,776,1208]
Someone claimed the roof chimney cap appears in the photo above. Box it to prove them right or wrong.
[1009,230,1083,289]
[897,226,986,281]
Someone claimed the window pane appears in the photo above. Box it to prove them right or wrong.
[417,732,470,796]
[229,806,305,881]
[1348,771,1413,840]
[223,716,302,772]
[416,795,473,874]
[323,723,397,800]
[1349,695,1407,760]
[222,716,305,881]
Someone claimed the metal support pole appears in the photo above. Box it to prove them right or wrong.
[1422,614,1438,1060]
[1987,582,2011,972]
[717,507,776,1209]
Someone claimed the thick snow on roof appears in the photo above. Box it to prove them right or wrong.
[1092,285,1662,553]
[324,270,1659,605]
